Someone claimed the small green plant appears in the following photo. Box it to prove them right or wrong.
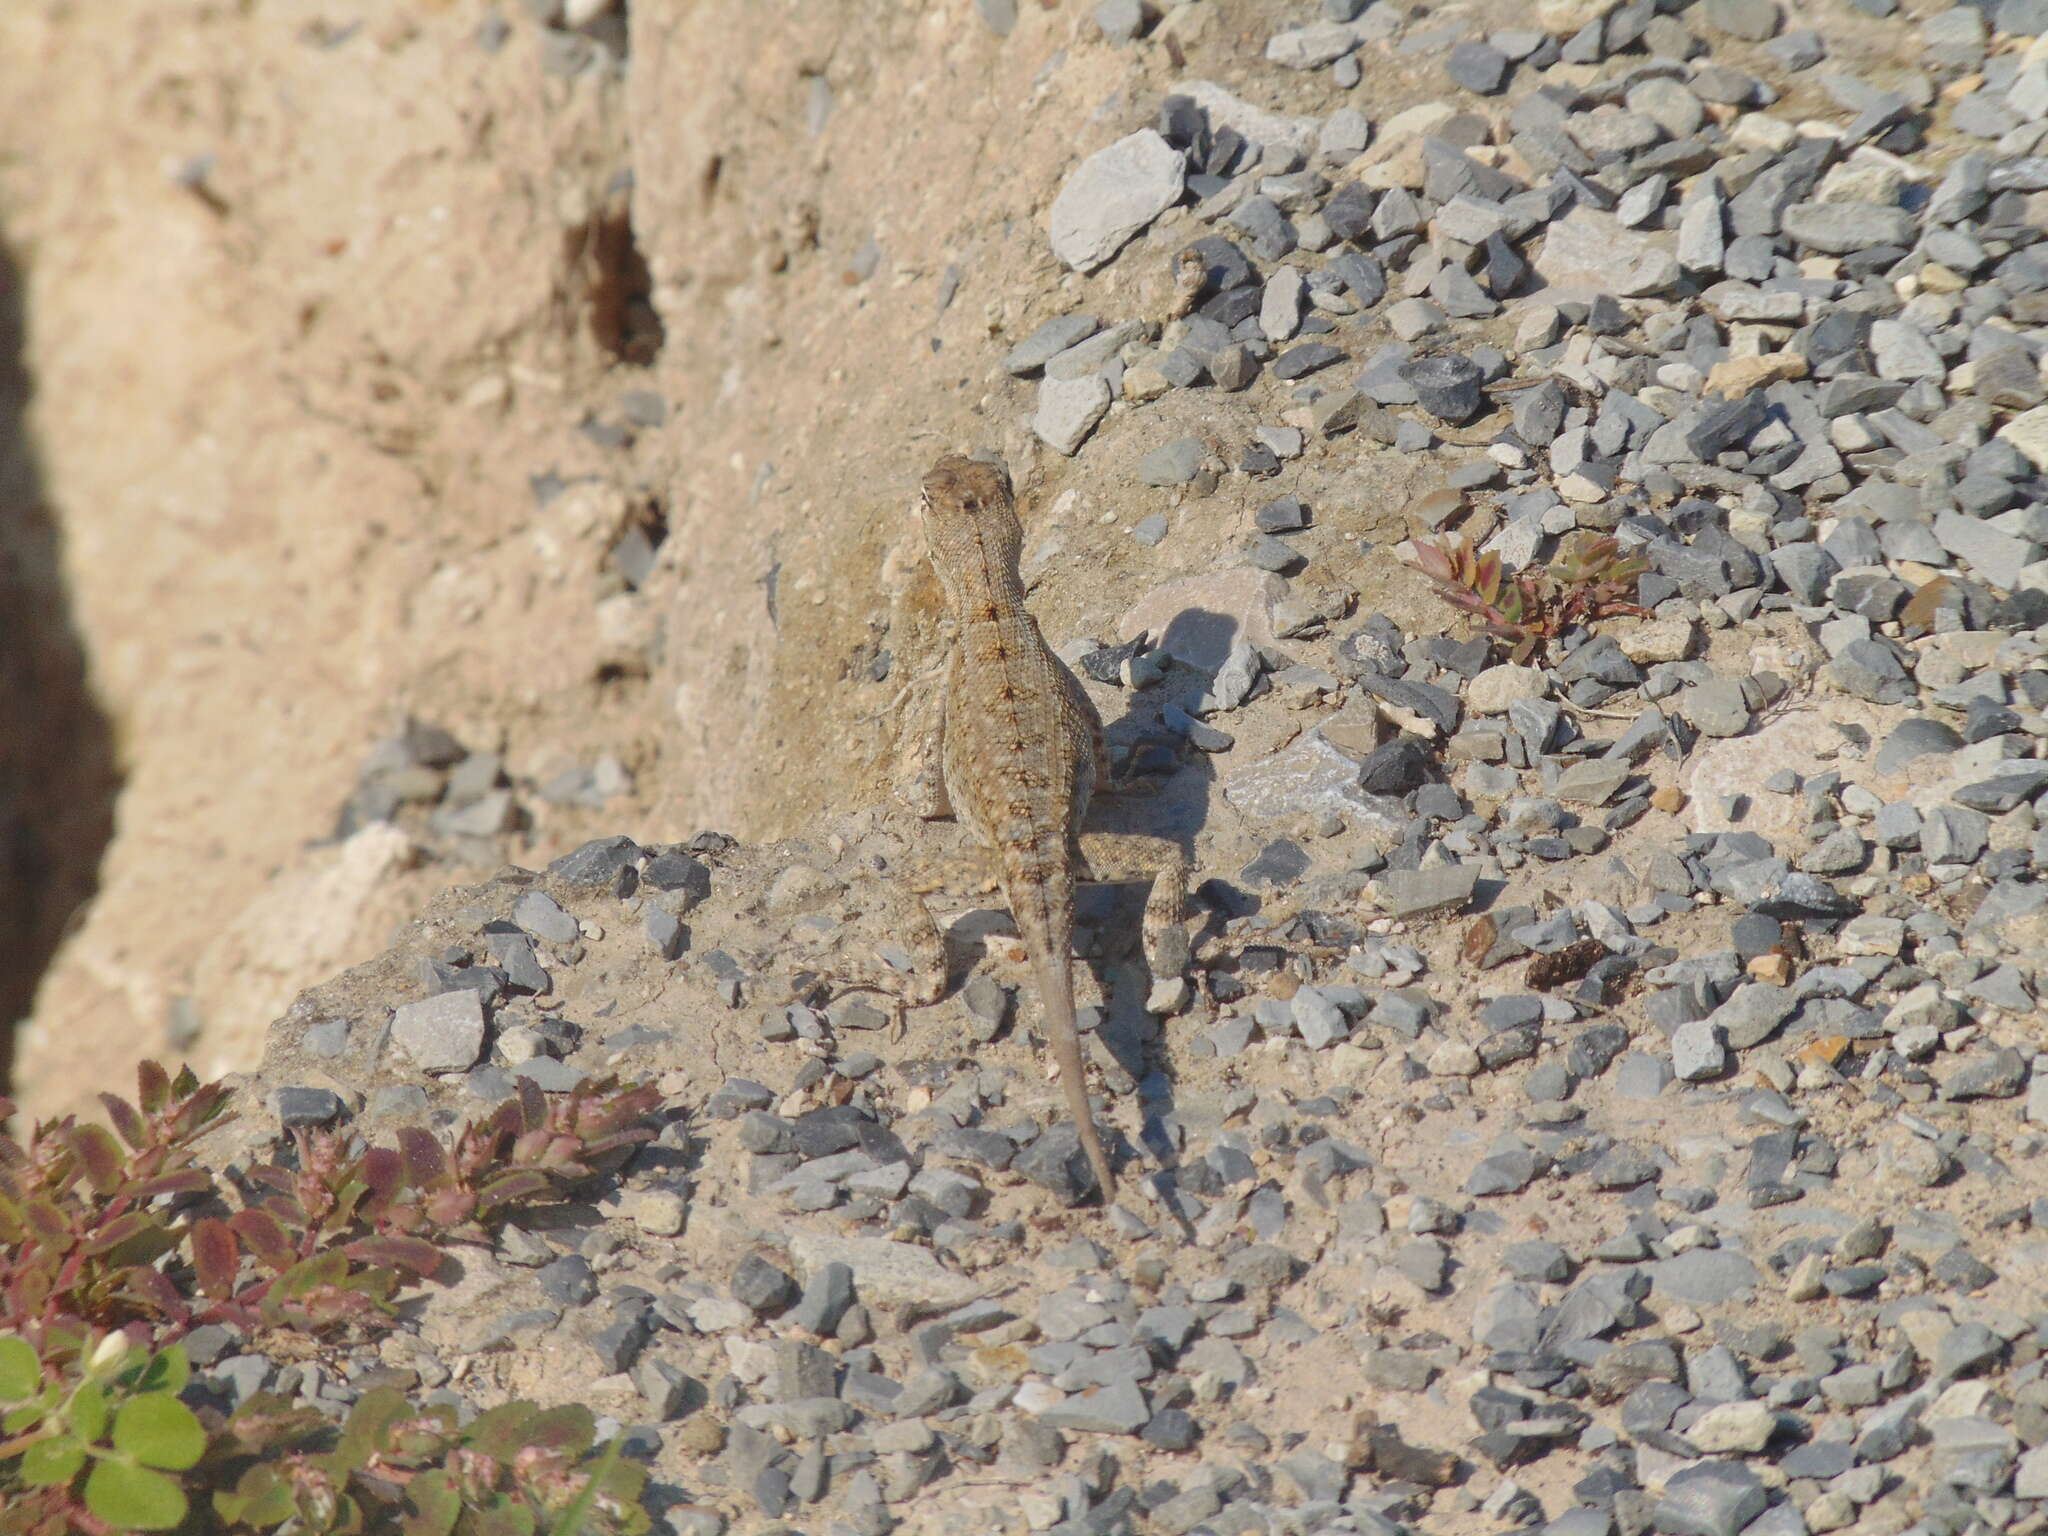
[0,1062,662,1533]
[1410,530,1651,663]
[0,1332,206,1532]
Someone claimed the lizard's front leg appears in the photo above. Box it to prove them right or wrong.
[895,624,956,821]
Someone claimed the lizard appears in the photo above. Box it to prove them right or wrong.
[900,452,1190,1203]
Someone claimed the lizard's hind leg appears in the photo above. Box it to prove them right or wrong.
[1076,831,1192,997]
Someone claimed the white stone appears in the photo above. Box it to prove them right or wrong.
[1428,1039,1482,1076]
[1033,373,1112,457]
[1837,914,1906,956]
[1318,107,1372,161]
[1536,208,1680,299]
[632,1189,688,1237]
[1048,129,1186,273]
[1266,20,1361,69]
[1537,0,1612,31]
[1174,80,1319,162]
[1260,265,1306,344]
[1616,618,1697,663]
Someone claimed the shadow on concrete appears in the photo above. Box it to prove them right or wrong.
[0,227,121,1096]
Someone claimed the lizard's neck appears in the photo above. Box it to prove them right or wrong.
[937,534,1029,630]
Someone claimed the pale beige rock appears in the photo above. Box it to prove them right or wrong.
[1688,1401,1777,1454]
[1536,0,1615,32]
[1173,79,1319,161]
[1998,403,2048,471]
[1684,705,1888,837]
[787,1233,985,1311]
[1616,618,1698,663]
[1705,353,1808,397]
[1466,664,1550,714]
[1535,208,1681,299]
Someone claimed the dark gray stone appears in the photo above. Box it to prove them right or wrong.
[1399,353,1488,422]
[1652,1461,1768,1536]
[1446,39,1511,94]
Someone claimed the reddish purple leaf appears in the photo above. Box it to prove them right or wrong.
[137,1060,171,1117]
[192,1216,240,1299]
[229,1207,295,1270]
[63,1124,126,1195]
[98,1094,147,1151]
[397,1127,445,1187]
[343,1235,446,1280]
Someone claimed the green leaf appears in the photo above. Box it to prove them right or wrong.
[63,1124,129,1195]
[20,1434,86,1486]
[23,1198,74,1249]
[6,1398,51,1433]
[399,1467,462,1536]
[0,1335,41,1398]
[135,1346,190,1397]
[71,1379,109,1443]
[342,1234,446,1279]
[334,1386,412,1471]
[214,1461,296,1526]
[230,1205,295,1269]
[463,1402,540,1459]
[475,1501,538,1536]
[520,1404,596,1456]
[113,1391,207,1469]
[398,1127,446,1186]
[84,1457,190,1530]
[80,1210,163,1257]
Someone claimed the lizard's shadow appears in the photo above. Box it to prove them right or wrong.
[1078,603,1245,1208]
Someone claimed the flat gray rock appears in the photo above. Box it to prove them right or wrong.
[1049,129,1185,273]
[1654,1461,1768,1536]
[1138,436,1208,486]
[1651,1248,1761,1305]
[1265,20,1361,69]
[1033,373,1112,456]
[1002,314,1099,376]
[1039,1375,1150,1433]
[390,988,487,1073]
[1875,716,1962,775]
[1383,863,1480,918]
[1781,200,1917,253]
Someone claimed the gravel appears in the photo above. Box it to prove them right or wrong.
[212,3,2048,1532]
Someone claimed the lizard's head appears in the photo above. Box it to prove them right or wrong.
[919,454,1021,564]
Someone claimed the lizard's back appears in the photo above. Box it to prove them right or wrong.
[920,455,1119,1197]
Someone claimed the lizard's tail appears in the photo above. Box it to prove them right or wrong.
[1035,952,1118,1202]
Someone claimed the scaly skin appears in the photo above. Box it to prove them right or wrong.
[916,454,1118,1200]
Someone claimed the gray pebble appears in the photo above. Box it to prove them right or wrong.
[1445,40,1510,94]
[1003,315,1099,376]
[1671,1020,1727,1081]
[391,988,487,1074]
[1138,436,1208,486]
